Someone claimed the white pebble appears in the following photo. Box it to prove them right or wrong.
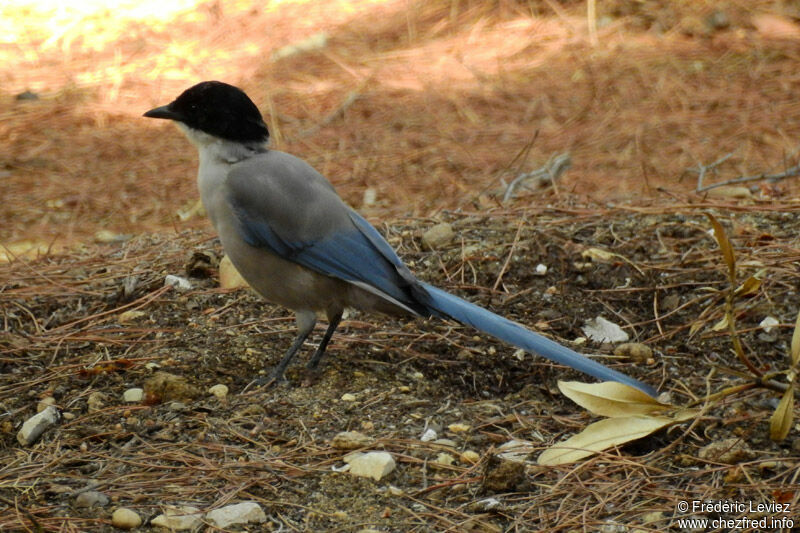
[345,451,396,481]
[111,508,142,530]
[122,388,144,403]
[208,384,229,398]
[206,501,266,528]
[17,406,60,446]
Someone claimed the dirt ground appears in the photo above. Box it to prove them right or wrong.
[2,0,800,531]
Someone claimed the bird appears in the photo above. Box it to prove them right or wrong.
[143,81,656,396]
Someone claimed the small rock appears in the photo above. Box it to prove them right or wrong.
[534,263,548,276]
[387,485,404,497]
[642,511,666,524]
[17,405,60,446]
[433,452,456,466]
[87,391,107,413]
[460,450,480,464]
[420,428,437,442]
[706,186,752,199]
[95,230,130,244]
[613,342,653,363]
[122,388,144,403]
[151,505,203,530]
[340,393,356,402]
[331,431,373,450]
[75,490,110,508]
[422,222,455,249]
[206,501,266,528]
[482,456,527,492]
[208,384,229,399]
[345,451,396,481]
[143,372,199,404]
[164,274,192,291]
[118,310,146,324]
[219,255,249,289]
[697,438,755,464]
[111,508,141,530]
[37,397,56,412]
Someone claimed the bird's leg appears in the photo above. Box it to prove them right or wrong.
[306,310,343,369]
[267,311,317,383]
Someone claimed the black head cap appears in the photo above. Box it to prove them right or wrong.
[144,81,269,144]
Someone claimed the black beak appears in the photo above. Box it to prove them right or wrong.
[143,104,182,121]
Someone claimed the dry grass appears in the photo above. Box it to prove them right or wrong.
[2,207,800,531]
[3,0,800,251]
[2,1,800,531]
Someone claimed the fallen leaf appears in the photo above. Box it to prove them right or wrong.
[538,410,697,465]
[770,388,794,442]
[791,310,800,366]
[706,213,735,283]
[582,317,629,343]
[558,381,668,417]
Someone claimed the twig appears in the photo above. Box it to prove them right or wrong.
[698,162,800,192]
[687,152,733,191]
[691,150,800,192]
[502,152,571,202]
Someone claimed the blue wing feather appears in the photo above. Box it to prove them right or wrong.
[233,204,425,312]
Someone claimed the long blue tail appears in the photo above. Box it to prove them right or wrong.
[420,283,657,397]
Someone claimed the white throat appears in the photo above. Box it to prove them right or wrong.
[176,123,266,228]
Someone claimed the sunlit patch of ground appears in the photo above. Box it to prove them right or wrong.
[1,0,800,254]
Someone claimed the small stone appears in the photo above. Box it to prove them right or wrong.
[345,451,396,481]
[37,397,56,412]
[420,428,437,442]
[460,450,480,464]
[697,438,755,464]
[75,490,110,508]
[111,508,141,530]
[482,456,527,492]
[433,452,456,466]
[219,255,249,289]
[706,186,752,199]
[331,431,373,450]
[208,384,229,399]
[387,485,405,496]
[87,391,107,413]
[206,501,266,528]
[94,230,130,244]
[534,263,548,276]
[422,222,455,249]
[642,511,666,524]
[164,274,192,291]
[340,393,356,402]
[17,405,60,446]
[151,506,203,530]
[447,423,470,433]
[143,372,199,404]
[613,342,653,363]
[118,310,146,324]
[411,371,425,380]
[122,388,144,403]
